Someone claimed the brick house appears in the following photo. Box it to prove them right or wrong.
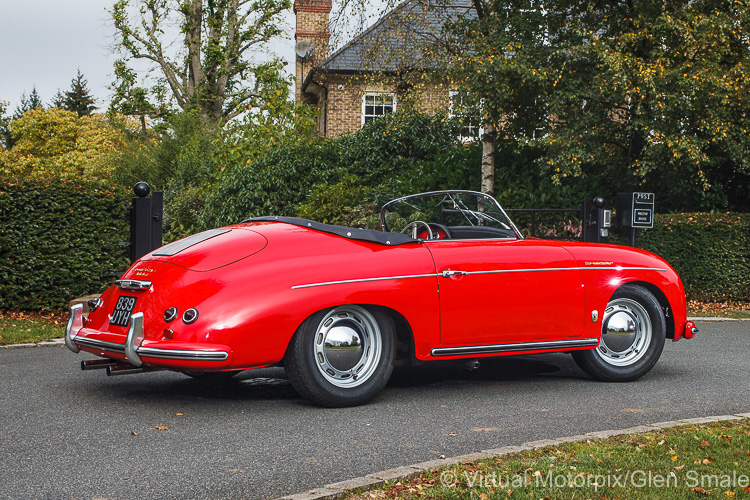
[294,0,474,137]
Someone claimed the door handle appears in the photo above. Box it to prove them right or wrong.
[441,270,468,278]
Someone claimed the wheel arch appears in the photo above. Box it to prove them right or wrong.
[282,303,417,364]
[614,280,675,339]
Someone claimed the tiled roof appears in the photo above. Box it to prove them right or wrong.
[321,0,475,73]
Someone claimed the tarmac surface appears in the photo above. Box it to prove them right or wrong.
[0,320,747,499]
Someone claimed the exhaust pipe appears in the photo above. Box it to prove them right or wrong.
[81,359,118,371]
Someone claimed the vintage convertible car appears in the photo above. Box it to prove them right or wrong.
[65,190,697,407]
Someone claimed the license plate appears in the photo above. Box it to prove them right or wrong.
[110,296,138,327]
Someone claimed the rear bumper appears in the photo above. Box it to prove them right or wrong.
[65,305,231,368]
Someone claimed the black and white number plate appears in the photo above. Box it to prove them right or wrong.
[110,296,138,327]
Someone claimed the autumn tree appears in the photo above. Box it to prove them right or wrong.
[110,0,291,123]
[52,70,98,117]
[442,0,750,209]
[0,108,127,180]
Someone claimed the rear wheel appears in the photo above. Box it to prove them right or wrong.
[573,285,665,382]
[286,305,395,407]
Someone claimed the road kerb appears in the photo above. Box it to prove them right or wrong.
[1,338,65,349]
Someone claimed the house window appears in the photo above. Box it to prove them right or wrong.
[362,93,396,125]
[449,91,482,141]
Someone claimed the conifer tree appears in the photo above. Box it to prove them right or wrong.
[58,70,97,117]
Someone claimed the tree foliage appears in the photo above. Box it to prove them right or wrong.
[52,70,98,117]
[442,0,750,211]
[0,108,128,180]
[110,0,291,122]
[199,110,464,229]
[214,62,319,170]
[13,87,44,120]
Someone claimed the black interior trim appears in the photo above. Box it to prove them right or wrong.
[245,217,416,246]
[447,226,517,239]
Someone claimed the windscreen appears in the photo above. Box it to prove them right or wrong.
[381,191,522,239]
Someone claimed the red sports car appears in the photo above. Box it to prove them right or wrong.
[65,190,696,407]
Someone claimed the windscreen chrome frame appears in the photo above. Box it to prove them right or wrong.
[380,190,524,239]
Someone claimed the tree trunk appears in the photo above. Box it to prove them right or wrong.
[480,122,496,196]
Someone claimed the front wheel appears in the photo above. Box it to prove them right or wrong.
[573,285,665,382]
[285,305,395,407]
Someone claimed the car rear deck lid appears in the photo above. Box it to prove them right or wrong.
[145,228,267,271]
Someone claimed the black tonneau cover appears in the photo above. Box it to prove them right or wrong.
[245,217,416,246]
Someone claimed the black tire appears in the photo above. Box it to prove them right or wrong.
[573,284,665,382]
[285,305,395,407]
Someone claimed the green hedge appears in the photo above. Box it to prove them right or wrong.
[0,177,130,311]
[638,213,750,302]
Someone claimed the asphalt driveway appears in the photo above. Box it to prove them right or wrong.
[0,320,747,499]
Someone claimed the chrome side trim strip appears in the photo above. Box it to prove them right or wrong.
[74,336,126,353]
[292,266,666,289]
[581,266,667,272]
[466,267,578,276]
[292,273,438,289]
[465,266,666,276]
[431,338,600,357]
[137,347,229,361]
[115,279,152,290]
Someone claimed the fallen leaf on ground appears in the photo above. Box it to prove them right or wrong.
[155,426,168,430]
[693,487,708,495]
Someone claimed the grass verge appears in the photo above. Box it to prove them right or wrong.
[0,311,65,345]
[687,300,750,319]
[352,419,750,499]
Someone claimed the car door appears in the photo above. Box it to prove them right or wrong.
[426,238,585,346]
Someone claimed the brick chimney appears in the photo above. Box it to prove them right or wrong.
[294,0,331,102]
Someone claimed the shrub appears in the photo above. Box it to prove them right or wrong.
[199,138,340,228]
[637,213,750,302]
[201,110,465,229]
[0,177,129,311]
[296,175,380,228]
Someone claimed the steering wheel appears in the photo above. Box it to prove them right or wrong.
[400,220,435,240]
[428,223,452,240]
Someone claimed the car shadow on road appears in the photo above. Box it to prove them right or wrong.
[181,354,584,401]
[90,354,589,405]
[387,354,579,388]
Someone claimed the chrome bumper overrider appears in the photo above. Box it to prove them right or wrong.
[64,306,229,366]
[64,303,84,353]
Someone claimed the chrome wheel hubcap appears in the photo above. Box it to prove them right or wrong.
[314,306,382,388]
[597,298,652,366]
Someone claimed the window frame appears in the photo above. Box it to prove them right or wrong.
[361,92,397,126]
[449,91,483,142]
